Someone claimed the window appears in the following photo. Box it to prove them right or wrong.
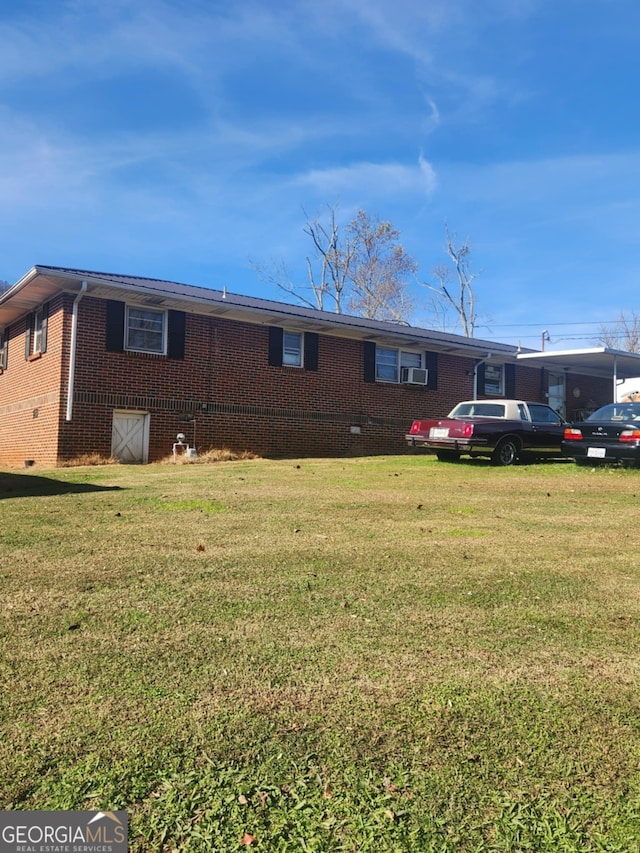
[283,331,303,367]
[477,362,514,397]
[376,347,398,381]
[25,303,48,359]
[375,347,422,382]
[0,328,6,370]
[483,363,503,395]
[106,301,185,359]
[33,308,46,353]
[365,345,437,389]
[267,327,318,370]
[125,306,166,354]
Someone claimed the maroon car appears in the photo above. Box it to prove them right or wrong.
[406,399,567,466]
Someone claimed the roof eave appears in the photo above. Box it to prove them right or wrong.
[0,265,522,358]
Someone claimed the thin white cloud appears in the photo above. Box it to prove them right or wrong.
[418,154,437,193]
[339,0,439,65]
[292,157,437,202]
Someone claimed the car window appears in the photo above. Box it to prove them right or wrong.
[450,402,506,418]
[517,404,528,421]
[528,404,561,424]
[450,403,473,417]
[472,404,505,417]
[588,403,640,421]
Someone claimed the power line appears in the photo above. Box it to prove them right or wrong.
[477,320,616,330]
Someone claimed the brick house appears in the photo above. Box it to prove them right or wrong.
[0,265,629,468]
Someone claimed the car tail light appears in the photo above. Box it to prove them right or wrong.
[564,428,583,440]
[462,423,474,438]
[619,429,640,442]
[410,421,421,434]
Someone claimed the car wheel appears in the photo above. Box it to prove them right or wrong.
[436,451,461,462]
[491,438,519,466]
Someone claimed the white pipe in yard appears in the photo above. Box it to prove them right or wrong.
[65,281,87,421]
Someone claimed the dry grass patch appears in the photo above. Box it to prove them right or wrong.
[159,446,261,464]
[58,453,120,467]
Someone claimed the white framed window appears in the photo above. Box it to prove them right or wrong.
[25,303,48,359]
[125,306,166,354]
[0,329,7,370]
[375,347,422,382]
[283,331,303,367]
[32,308,45,354]
[483,363,504,395]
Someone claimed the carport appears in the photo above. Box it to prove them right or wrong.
[516,347,640,410]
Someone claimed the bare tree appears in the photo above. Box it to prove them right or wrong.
[420,225,479,336]
[251,205,416,322]
[301,205,357,313]
[344,211,416,322]
[595,311,640,353]
[249,204,355,313]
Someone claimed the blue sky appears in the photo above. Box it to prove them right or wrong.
[1,0,639,350]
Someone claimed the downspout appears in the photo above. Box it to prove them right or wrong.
[612,354,618,403]
[473,353,493,400]
[65,281,87,421]
[473,363,481,400]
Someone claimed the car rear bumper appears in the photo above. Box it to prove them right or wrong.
[405,435,488,453]
[561,442,640,464]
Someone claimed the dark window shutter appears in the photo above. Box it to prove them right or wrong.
[304,332,319,371]
[25,313,33,360]
[40,302,49,354]
[363,342,376,382]
[425,351,438,390]
[505,363,516,397]
[268,326,283,367]
[476,362,486,396]
[167,310,186,360]
[105,300,125,352]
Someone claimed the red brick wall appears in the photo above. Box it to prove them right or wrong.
[0,292,615,467]
[0,295,67,468]
[59,299,481,460]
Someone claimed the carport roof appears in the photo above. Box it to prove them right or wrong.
[517,347,640,382]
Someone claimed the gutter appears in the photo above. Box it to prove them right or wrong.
[65,281,87,421]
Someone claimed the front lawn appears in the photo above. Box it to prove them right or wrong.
[1,457,638,851]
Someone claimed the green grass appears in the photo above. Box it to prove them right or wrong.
[1,456,639,851]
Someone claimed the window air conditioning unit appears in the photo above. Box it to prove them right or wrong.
[401,367,428,385]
